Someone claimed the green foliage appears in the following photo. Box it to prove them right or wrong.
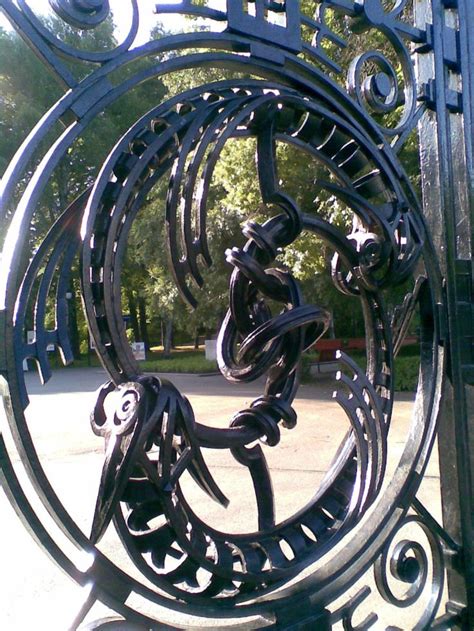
[69,344,421,389]
[301,347,420,391]
[394,355,420,392]
[140,352,217,374]
[79,338,89,356]
[300,351,319,382]
[1,8,424,356]
[0,18,168,354]
[67,349,217,373]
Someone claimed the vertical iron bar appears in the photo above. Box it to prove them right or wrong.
[453,5,474,626]
[416,1,474,627]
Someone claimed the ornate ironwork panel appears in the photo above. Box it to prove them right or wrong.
[0,0,472,628]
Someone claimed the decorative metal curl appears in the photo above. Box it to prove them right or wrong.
[349,50,401,115]
[76,80,436,604]
[347,46,417,136]
[99,350,391,601]
[77,79,421,605]
[90,376,229,545]
[17,0,139,64]
[374,514,444,628]
[49,0,110,30]
[332,0,422,137]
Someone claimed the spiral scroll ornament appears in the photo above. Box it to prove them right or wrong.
[49,0,110,30]
[374,514,445,628]
[17,0,139,64]
[342,0,421,136]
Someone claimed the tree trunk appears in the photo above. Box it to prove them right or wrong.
[127,291,140,342]
[55,164,69,218]
[328,311,336,340]
[67,284,80,358]
[138,296,150,350]
[163,318,173,357]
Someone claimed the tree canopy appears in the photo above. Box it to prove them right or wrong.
[0,8,420,358]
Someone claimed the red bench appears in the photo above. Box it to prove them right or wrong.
[313,338,343,362]
[314,336,419,361]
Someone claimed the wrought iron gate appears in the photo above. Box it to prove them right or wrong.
[0,1,472,629]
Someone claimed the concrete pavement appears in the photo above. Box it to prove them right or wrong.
[0,368,441,630]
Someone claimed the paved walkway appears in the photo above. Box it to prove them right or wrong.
[0,368,439,630]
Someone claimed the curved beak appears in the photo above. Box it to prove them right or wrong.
[90,427,143,544]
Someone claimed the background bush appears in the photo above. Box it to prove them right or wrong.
[394,356,420,392]
[301,348,420,392]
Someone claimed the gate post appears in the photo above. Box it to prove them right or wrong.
[416,1,474,627]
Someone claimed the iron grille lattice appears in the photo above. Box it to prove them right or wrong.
[0,1,472,629]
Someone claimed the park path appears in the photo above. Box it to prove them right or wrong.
[0,368,439,629]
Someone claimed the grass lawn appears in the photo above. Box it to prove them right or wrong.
[141,347,218,374]
[57,344,419,389]
[62,345,218,374]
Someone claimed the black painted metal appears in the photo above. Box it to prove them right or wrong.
[416,1,474,628]
[0,0,471,628]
